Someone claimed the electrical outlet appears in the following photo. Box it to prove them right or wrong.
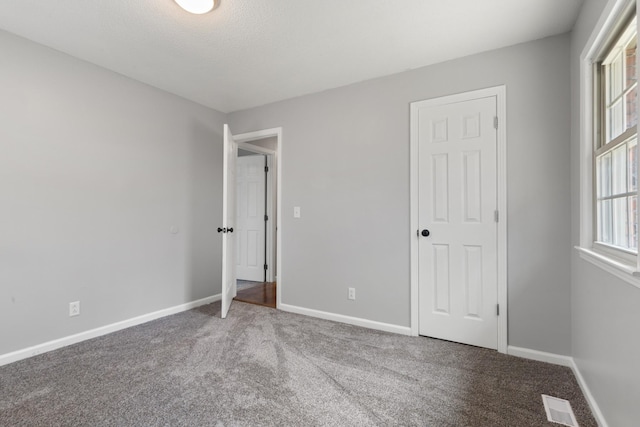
[348,288,356,300]
[69,301,80,317]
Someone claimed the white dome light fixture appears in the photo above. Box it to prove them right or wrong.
[174,0,216,15]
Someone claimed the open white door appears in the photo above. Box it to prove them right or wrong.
[220,124,238,319]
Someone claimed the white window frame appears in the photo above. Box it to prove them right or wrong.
[577,0,640,290]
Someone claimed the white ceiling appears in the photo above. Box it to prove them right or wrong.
[0,0,584,113]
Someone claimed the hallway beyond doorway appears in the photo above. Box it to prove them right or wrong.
[235,280,276,308]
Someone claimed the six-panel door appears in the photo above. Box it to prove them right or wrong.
[417,96,499,349]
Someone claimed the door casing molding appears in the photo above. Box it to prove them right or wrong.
[409,86,507,353]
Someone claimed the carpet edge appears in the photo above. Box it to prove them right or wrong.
[279,302,412,335]
[508,345,608,427]
[0,293,222,367]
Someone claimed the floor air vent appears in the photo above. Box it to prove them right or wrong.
[542,395,579,427]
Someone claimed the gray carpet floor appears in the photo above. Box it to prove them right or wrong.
[1,301,596,426]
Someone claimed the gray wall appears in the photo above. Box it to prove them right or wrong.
[229,34,573,355]
[570,0,640,425]
[0,30,225,355]
[246,136,278,151]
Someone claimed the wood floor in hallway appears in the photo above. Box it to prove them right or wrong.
[235,280,276,308]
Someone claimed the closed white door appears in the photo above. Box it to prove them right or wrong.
[221,124,238,319]
[416,95,498,349]
[236,155,266,282]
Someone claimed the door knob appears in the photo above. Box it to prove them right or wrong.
[228,227,234,233]
[421,229,430,237]
[217,227,226,233]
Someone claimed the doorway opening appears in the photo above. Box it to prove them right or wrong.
[232,133,280,309]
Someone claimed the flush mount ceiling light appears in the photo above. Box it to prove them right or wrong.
[174,0,216,15]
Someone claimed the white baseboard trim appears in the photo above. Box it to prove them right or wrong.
[569,358,609,427]
[507,345,574,367]
[507,346,608,427]
[279,303,412,336]
[0,293,221,368]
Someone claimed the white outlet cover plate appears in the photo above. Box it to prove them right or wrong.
[69,301,80,316]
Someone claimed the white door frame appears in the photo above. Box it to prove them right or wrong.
[409,86,507,353]
[234,128,283,309]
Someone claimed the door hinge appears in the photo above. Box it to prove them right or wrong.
[493,116,498,129]
[264,264,268,270]
[264,214,269,221]
[494,210,499,223]
[265,166,269,173]
[497,304,500,316]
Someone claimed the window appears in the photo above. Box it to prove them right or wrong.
[594,14,638,254]
[578,0,640,288]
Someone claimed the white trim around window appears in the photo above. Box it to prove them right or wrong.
[578,0,640,290]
